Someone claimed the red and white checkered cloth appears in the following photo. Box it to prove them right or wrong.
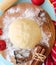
[50,0,56,14]
[53,1,56,14]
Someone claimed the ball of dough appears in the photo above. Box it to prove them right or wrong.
[9,18,41,49]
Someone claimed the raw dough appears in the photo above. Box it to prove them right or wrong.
[9,18,41,49]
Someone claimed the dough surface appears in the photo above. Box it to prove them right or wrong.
[9,18,41,49]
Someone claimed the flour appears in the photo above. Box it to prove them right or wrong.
[1,16,16,40]
[7,8,20,14]
[22,8,35,18]
[40,28,51,47]
[40,12,45,17]
[5,46,16,62]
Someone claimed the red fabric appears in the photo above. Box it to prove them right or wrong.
[44,22,56,65]
[50,0,56,13]
[52,0,56,13]
[53,21,56,25]
[44,41,56,65]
